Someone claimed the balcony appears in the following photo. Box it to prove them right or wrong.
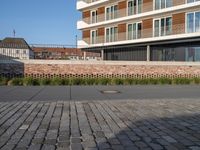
[77,0,109,11]
[78,23,200,48]
[77,1,200,29]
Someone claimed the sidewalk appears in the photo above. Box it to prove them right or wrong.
[0,99,200,150]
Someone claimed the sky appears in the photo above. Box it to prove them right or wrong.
[0,0,81,46]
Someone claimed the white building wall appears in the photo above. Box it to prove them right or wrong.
[0,48,32,59]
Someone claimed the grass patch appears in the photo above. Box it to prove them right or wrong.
[1,77,200,86]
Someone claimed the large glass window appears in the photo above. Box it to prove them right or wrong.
[154,0,172,10]
[91,30,97,44]
[106,5,118,20]
[91,10,97,23]
[128,22,142,40]
[154,17,172,37]
[187,0,200,3]
[195,12,200,32]
[187,11,200,33]
[105,27,118,42]
[128,0,142,16]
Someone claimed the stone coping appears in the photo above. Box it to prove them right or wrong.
[1,59,200,66]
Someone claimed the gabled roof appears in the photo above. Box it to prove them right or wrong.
[0,37,31,49]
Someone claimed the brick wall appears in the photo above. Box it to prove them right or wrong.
[1,60,200,79]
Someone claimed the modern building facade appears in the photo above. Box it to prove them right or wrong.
[77,0,200,61]
[0,38,34,59]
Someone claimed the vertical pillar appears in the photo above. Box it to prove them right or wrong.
[147,45,150,62]
[84,51,86,60]
[101,49,104,60]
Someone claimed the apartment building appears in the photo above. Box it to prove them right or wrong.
[77,0,200,61]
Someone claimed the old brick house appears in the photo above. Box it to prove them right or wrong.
[31,45,100,60]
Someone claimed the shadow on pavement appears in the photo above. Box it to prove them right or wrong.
[96,113,200,150]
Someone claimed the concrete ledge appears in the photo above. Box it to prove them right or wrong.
[1,59,200,66]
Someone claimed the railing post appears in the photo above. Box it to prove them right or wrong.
[101,50,104,60]
[147,45,150,62]
[84,51,86,60]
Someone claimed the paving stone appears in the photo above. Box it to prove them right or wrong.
[0,100,199,150]
[70,137,81,143]
[162,136,177,143]
[149,143,164,150]
[41,144,55,150]
[70,143,82,150]
[189,146,200,150]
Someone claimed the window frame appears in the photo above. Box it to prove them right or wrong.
[186,11,200,33]
[153,16,172,37]
[127,21,142,40]
[105,3,118,21]
[90,30,98,44]
[90,10,98,24]
[127,0,143,16]
[105,26,118,43]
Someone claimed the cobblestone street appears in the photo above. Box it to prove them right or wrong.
[0,99,200,150]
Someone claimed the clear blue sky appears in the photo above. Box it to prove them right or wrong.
[0,0,81,45]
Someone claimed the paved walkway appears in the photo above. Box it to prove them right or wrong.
[0,99,200,150]
[1,85,200,101]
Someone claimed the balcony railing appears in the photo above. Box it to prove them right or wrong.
[82,23,190,45]
[79,1,154,25]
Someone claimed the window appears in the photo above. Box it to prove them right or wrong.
[128,22,142,40]
[154,17,172,37]
[23,50,27,54]
[16,50,19,54]
[128,0,142,16]
[187,11,200,33]
[91,30,98,44]
[106,5,118,20]
[105,27,118,42]
[91,10,97,23]
[187,0,200,3]
[154,0,172,10]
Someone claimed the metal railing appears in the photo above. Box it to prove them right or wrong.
[0,44,101,61]
[82,24,187,45]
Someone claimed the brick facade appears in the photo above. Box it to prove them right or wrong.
[172,12,185,34]
[1,61,200,79]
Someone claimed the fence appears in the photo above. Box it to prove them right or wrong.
[0,44,101,61]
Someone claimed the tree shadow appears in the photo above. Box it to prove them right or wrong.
[92,102,200,150]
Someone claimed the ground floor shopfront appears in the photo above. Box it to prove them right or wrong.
[83,38,200,61]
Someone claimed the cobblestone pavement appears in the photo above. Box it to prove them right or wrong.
[0,99,200,150]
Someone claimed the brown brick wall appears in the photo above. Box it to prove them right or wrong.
[118,23,126,33]
[97,6,105,22]
[143,0,153,12]
[97,6,105,14]
[97,27,104,43]
[172,12,185,34]
[83,30,90,38]
[1,62,200,79]
[83,11,90,18]
[118,1,127,9]
[83,30,90,44]
[118,23,126,41]
[98,27,104,36]
[142,18,153,38]
[118,1,127,18]
[173,0,185,6]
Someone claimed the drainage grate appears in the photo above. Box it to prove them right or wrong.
[101,90,121,94]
